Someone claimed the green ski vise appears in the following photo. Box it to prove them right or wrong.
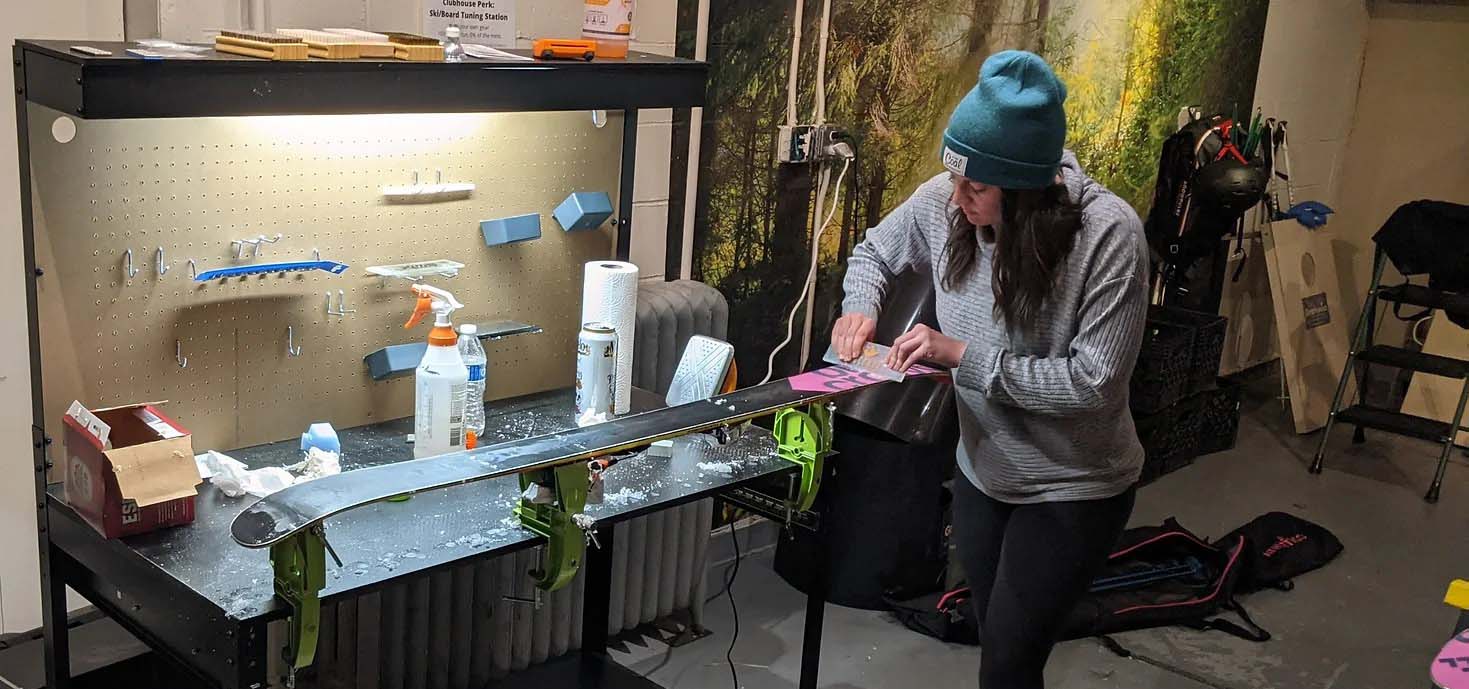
[514,462,590,592]
[271,524,338,672]
[773,403,833,512]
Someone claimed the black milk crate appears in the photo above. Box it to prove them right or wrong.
[1149,305,1228,395]
[1197,379,1243,456]
[1130,315,1194,415]
[1134,393,1204,481]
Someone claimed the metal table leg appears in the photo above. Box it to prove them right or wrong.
[43,543,72,689]
[798,586,825,689]
[582,524,617,656]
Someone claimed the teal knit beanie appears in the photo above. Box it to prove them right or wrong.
[941,50,1067,189]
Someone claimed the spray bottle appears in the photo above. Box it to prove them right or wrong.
[404,285,468,459]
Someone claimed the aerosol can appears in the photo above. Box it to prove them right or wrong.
[404,285,468,459]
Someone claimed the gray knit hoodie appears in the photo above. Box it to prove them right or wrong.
[841,151,1148,503]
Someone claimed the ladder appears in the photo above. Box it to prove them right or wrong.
[1310,248,1469,503]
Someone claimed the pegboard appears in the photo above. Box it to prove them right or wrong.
[28,105,624,457]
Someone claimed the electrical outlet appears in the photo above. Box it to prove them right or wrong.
[778,125,817,164]
[779,125,853,163]
[816,126,852,160]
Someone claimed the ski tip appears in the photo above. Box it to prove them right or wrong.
[230,506,284,548]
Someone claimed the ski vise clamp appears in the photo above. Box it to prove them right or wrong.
[514,462,590,592]
[271,524,340,678]
[772,402,833,512]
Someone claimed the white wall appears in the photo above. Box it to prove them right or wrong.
[1251,1,1368,213]
[149,0,679,279]
[1,0,124,633]
[1334,2,1469,334]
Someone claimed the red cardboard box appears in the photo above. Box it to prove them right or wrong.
[62,402,200,538]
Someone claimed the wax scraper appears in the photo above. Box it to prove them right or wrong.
[821,342,907,382]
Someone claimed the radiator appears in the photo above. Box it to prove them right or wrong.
[296,280,729,689]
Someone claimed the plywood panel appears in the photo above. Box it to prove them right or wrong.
[1403,316,1469,447]
[1262,221,1355,433]
[30,105,622,459]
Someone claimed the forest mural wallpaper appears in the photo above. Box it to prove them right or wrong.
[682,0,1269,383]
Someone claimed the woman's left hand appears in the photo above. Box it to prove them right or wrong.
[887,324,967,371]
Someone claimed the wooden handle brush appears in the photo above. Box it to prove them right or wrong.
[320,28,397,58]
[386,32,446,62]
[214,30,310,61]
[276,29,363,60]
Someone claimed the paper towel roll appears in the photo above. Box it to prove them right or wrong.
[581,261,639,414]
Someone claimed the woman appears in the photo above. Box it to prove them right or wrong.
[834,51,1148,688]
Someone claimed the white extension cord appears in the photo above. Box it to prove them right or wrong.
[759,156,852,385]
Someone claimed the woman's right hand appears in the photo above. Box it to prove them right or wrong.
[831,313,878,362]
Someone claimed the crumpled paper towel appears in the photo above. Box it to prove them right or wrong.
[195,448,343,499]
[289,447,342,481]
[576,407,610,428]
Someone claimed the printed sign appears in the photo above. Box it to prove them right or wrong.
[423,0,516,48]
[1302,292,1331,329]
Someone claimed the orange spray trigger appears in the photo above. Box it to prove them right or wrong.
[405,295,433,329]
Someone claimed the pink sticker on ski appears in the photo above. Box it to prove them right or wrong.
[1433,631,1469,689]
[788,363,942,393]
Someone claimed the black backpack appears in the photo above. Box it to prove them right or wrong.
[1060,518,1269,642]
[1220,511,1343,593]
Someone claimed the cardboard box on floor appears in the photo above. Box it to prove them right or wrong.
[62,402,200,538]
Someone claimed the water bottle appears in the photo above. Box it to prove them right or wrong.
[443,26,466,63]
[458,324,487,438]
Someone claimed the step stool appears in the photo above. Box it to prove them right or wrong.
[1309,248,1469,503]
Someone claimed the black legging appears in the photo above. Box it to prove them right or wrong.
[951,476,1135,689]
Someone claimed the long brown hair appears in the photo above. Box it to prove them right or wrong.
[941,184,1082,332]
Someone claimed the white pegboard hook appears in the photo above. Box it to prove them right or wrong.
[123,248,139,278]
[325,290,356,317]
[156,247,170,276]
[287,326,303,357]
[175,340,187,368]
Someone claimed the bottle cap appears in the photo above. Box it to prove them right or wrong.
[459,323,478,335]
[446,26,461,38]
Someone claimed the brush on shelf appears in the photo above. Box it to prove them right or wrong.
[385,32,445,62]
[320,28,397,58]
[276,29,364,59]
[214,30,309,61]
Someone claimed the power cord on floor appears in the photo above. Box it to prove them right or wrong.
[641,635,677,678]
[724,521,743,689]
[645,521,745,682]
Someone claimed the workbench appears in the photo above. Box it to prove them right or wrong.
[43,387,827,688]
[14,37,840,689]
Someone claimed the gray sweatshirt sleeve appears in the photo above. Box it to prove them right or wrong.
[840,190,935,320]
[954,216,1147,414]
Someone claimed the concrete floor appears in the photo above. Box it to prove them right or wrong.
[615,377,1469,689]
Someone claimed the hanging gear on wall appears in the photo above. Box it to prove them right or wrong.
[1145,110,1268,311]
[1267,122,1334,229]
